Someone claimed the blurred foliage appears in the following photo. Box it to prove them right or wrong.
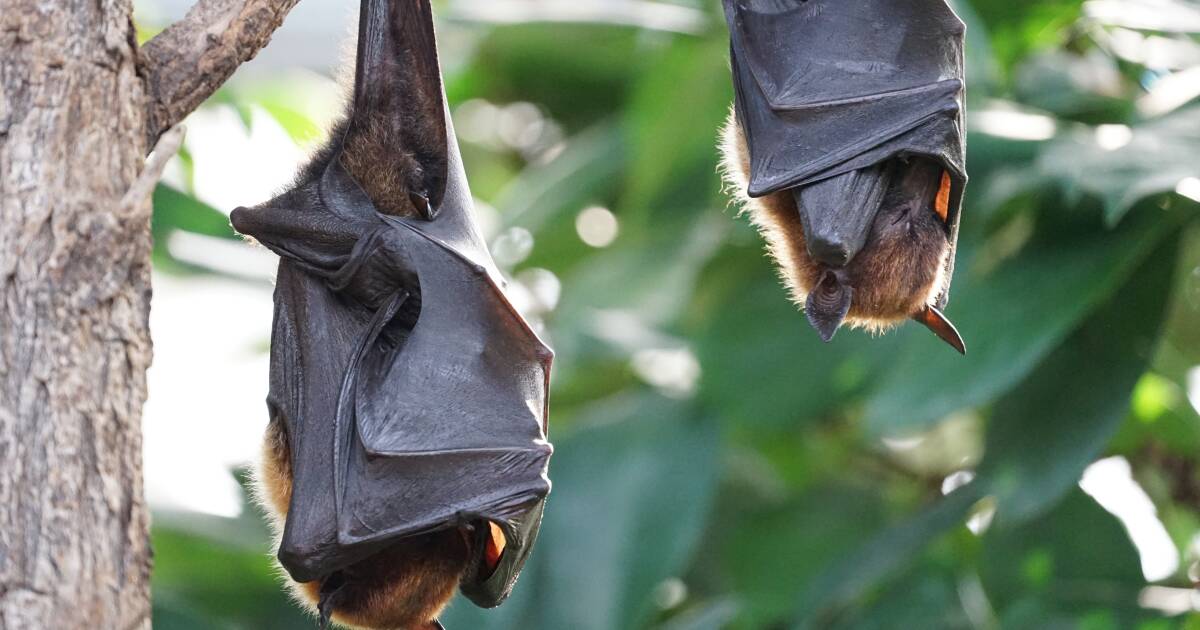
[145,0,1200,628]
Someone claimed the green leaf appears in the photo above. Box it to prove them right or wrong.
[441,394,720,630]
[986,107,1200,227]
[793,486,984,629]
[863,206,1172,438]
[1036,107,1200,225]
[622,35,731,227]
[151,184,242,274]
[1110,373,1200,458]
[256,100,323,145]
[1012,50,1133,120]
[720,483,887,628]
[826,568,972,630]
[977,231,1180,524]
[152,185,237,241]
[152,526,312,629]
[792,229,1180,626]
[494,122,624,238]
[981,490,1148,624]
[658,600,739,630]
[460,24,646,130]
[694,245,904,430]
[965,0,1085,76]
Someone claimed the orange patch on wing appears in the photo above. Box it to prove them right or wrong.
[934,170,952,222]
[485,522,507,573]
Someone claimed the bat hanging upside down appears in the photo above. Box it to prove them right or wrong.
[231,0,553,629]
[718,0,969,353]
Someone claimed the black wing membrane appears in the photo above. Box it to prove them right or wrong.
[230,0,552,610]
[724,0,967,307]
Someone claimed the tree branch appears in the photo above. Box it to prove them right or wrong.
[120,125,186,218]
[139,0,301,145]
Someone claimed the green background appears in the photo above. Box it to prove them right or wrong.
[143,0,1200,628]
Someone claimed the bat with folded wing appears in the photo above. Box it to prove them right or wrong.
[230,1,553,628]
[719,0,968,353]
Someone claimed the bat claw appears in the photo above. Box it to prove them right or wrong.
[409,190,435,221]
[913,305,966,355]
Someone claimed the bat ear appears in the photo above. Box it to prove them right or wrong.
[805,271,853,342]
[349,0,448,211]
[914,305,966,355]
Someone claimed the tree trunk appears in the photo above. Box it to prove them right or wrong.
[0,0,295,625]
[0,1,153,627]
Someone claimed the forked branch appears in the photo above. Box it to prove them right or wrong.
[139,0,301,145]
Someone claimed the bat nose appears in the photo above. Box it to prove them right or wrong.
[277,542,326,584]
[806,234,852,267]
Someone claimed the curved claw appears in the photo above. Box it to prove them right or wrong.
[409,190,436,221]
[914,305,966,355]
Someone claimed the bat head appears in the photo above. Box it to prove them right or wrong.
[257,420,519,630]
[720,112,966,353]
[340,0,448,221]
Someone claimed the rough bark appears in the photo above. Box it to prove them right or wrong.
[0,0,295,627]
[0,1,153,627]
[140,0,302,144]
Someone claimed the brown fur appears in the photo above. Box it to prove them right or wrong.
[255,420,470,630]
[341,113,427,217]
[718,109,950,333]
[293,29,445,221]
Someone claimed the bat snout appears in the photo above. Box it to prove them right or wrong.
[805,232,853,267]
[277,544,327,584]
[792,165,892,269]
